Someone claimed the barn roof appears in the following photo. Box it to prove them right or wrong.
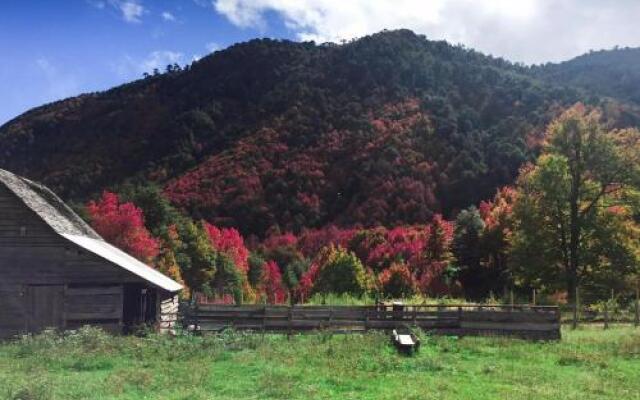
[0,169,182,293]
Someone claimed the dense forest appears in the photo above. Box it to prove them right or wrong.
[5,29,635,238]
[2,30,640,303]
[534,46,640,106]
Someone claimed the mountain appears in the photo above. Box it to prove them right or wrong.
[534,47,640,105]
[0,30,636,237]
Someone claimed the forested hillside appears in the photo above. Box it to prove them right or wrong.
[0,29,636,238]
[534,47,640,106]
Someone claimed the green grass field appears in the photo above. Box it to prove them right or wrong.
[1,326,639,400]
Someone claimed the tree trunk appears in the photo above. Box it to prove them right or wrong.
[567,128,582,304]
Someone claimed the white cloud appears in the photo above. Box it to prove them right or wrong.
[212,0,640,64]
[95,0,145,23]
[112,50,185,78]
[141,50,184,72]
[161,11,176,21]
[119,1,144,23]
[34,58,81,101]
[205,42,220,53]
[87,0,106,9]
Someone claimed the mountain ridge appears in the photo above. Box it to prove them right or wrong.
[1,29,638,236]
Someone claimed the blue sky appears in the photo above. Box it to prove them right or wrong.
[0,0,294,125]
[2,1,640,125]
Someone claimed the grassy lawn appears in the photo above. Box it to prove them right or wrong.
[0,326,639,400]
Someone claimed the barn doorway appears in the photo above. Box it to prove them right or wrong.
[122,284,157,331]
[27,285,64,332]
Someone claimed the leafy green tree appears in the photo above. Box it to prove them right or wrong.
[281,258,311,303]
[314,246,368,296]
[248,253,266,288]
[452,206,485,298]
[119,183,181,237]
[211,253,244,304]
[175,220,218,294]
[510,104,640,301]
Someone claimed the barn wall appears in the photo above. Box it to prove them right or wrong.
[0,184,177,338]
[0,285,27,338]
[64,285,124,333]
[0,184,143,285]
[0,184,63,247]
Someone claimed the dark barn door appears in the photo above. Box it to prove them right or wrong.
[28,285,64,332]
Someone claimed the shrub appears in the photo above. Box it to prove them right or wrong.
[378,262,417,298]
[314,246,368,296]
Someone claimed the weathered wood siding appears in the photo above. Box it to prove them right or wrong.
[0,185,142,285]
[0,285,27,338]
[186,304,562,340]
[64,285,124,332]
[0,184,63,247]
[0,184,154,337]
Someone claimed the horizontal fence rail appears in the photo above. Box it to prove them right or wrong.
[183,304,561,340]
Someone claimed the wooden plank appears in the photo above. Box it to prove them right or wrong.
[462,311,559,323]
[460,321,560,331]
[187,304,560,339]
[65,286,123,296]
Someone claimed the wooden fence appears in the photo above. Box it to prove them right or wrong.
[183,304,561,340]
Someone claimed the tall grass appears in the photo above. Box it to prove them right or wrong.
[1,326,639,399]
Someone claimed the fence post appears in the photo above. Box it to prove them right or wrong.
[572,286,579,330]
[510,290,514,311]
[262,305,266,336]
[604,302,609,330]
[532,288,536,306]
[365,308,369,332]
[287,305,293,339]
[635,287,639,328]
[195,301,200,333]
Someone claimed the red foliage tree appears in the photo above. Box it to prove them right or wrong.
[262,231,298,251]
[295,262,320,302]
[204,223,249,274]
[86,191,159,264]
[378,262,417,298]
[478,186,517,277]
[418,214,454,294]
[366,226,427,273]
[260,261,287,304]
[297,226,357,258]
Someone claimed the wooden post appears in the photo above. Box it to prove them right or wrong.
[195,301,200,333]
[635,287,639,328]
[287,305,293,339]
[510,289,514,311]
[532,288,536,306]
[604,302,609,330]
[262,305,266,336]
[365,309,369,332]
[571,286,579,329]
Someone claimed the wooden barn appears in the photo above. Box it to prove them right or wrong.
[0,169,182,339]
